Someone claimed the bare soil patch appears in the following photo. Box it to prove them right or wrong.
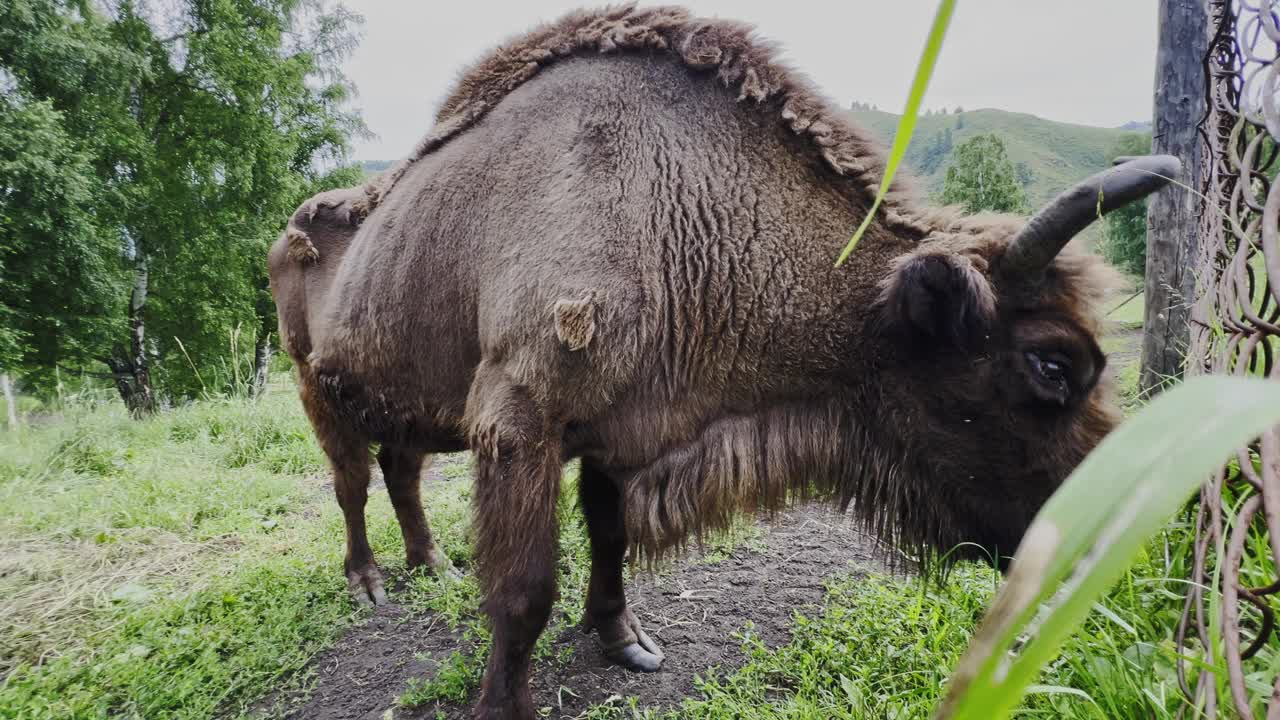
[277,603,465,720]
[274,464,887,720]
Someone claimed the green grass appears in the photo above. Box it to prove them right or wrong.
[0,381,789,720]
[699,513,767,565]
[1114,360,1142,411]
[941,377,1280,719]
[1104,288,1145,330]
[0,378,374,719]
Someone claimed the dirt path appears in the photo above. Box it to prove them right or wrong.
[1100,285,1145,385]
[1105,325,1143,379]
[276,476,887,720]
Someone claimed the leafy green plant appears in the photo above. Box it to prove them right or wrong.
[836,0,955,265]
[936,376,1280,720]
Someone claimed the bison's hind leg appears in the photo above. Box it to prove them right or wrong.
[377,444,459,579]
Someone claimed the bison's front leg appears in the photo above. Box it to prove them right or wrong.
[579,462,664,672]
[467,365,561,720]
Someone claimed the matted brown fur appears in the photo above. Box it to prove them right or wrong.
[613,203,1119,563]
[620,240,1120,566]
[354,3,925,235]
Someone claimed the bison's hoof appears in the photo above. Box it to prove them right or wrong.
[609,634,665,673]
[588,608,665,673]
[346,565,388,606]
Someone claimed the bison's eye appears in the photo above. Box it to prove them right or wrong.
[1024,350,1071,405]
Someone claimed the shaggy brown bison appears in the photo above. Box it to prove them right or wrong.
[267,5,1178,718]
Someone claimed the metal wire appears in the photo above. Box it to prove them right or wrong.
[1183,2,1280,717]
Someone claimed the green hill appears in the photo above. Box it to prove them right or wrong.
[847,108,1147,211]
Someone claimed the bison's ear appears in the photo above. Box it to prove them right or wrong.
[876,252,996,352]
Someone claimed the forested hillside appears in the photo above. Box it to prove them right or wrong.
[848,108,1145,209]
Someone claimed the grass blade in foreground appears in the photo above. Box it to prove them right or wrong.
[934,375,1280,720]
[834,0,955,266]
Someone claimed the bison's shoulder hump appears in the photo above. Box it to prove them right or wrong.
[360,3,926,235]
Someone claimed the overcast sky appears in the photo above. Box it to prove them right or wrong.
[339,1,1159,162]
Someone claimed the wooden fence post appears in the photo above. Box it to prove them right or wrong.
[1140,0,1209,394]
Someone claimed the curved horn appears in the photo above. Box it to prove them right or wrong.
[1000,154,1182,280]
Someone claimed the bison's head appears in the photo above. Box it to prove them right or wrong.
[872,155,1180,570]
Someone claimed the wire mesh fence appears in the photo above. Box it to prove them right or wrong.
[1183,1,1280,716]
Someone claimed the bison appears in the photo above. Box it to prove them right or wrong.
[267,5,1179,718]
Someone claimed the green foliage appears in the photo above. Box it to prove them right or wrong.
[0,0,366,403]
[400,650,485,707]
[939,133,1030,214]
[1097,133,1153,275]
[0,5,131,375]
[1014,160,1034,188]
[909,125,954,174]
